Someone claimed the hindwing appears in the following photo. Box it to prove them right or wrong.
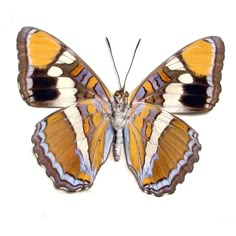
[124,103,201,196]
[32,99,113,191]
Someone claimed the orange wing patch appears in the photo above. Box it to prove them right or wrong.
[151,118,192,183]
[70,64,84,77]
[182,39,213,76]
[89,119,109,170]
[127,124,146,173]
[28,31,61,68]
[158,68,171,83]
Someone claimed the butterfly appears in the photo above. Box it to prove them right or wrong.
[17,27,224,196]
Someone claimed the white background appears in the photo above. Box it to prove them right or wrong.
[1,0,235,235]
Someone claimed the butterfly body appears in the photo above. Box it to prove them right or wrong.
[17,27,224,196]
[110,90,130,161]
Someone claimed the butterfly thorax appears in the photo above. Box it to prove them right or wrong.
[110,90,129,161]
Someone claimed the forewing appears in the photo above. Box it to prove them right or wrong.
[130,37,224,113]
[124,103,201,196]
[17,27,112,107]
[32,99,113,191]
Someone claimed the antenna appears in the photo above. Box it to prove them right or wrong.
[105,37,122,89]
[122,38,141,91]
[106,37,141,91]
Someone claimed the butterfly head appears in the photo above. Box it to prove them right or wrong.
[114,90,129,105]
[111,90,129,115]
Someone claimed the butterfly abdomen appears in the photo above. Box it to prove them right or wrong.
[111,112,128,161]
[113,129,123,161]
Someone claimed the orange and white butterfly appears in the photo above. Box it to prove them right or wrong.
[17,27,224,196]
